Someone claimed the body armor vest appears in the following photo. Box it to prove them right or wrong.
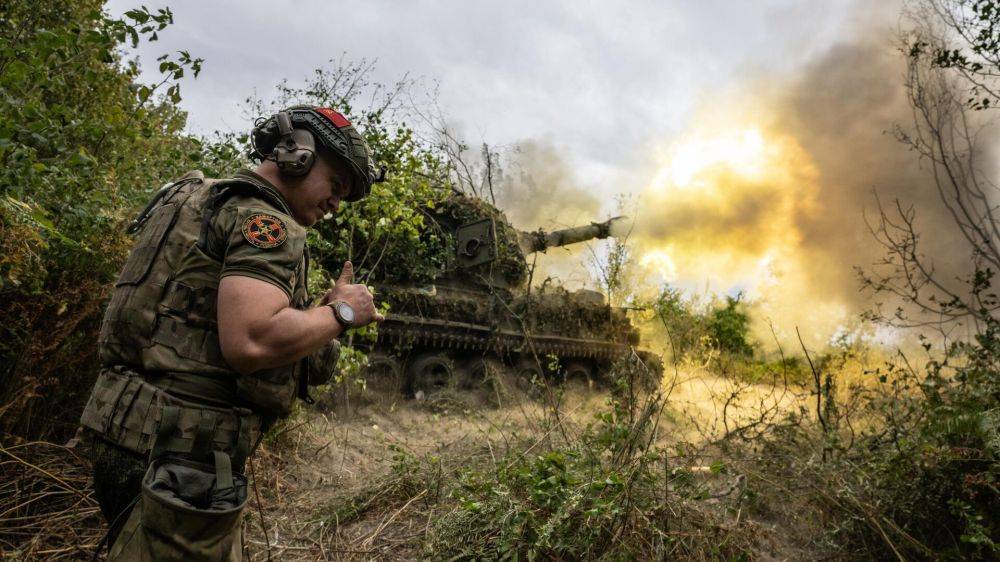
[97,170,310,415]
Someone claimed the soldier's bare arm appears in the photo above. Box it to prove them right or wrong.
[218,261,382,375]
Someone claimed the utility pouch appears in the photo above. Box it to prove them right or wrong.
[108,453,247,561]
[235,363,299,416]
[307,340,342,386]
[80,366,160,452]
[80,368,259,461]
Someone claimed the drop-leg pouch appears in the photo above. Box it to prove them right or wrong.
[108,452,247,562]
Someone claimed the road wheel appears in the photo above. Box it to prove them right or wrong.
[464,357,509,407]
[562,360,595,391]
[407,353,458,397]
[364,353,404,394]
[513,358,546,398]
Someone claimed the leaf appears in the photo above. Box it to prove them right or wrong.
[125,9,150,24]
[5,60,29,82]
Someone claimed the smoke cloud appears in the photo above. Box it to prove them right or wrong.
[628,31,987,348]
[496,140,602,228]
[478,3,993,350]
[494,140,607,285]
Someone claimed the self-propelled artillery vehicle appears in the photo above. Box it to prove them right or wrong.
[358,194,662,396]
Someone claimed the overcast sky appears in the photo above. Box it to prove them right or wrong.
[105,0,875,195]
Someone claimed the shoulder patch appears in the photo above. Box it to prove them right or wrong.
[242,213,288,249]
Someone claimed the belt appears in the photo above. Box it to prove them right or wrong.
[138,368,240,409]
[80,366,261,469]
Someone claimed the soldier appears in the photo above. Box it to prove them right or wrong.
[79,106,384,560]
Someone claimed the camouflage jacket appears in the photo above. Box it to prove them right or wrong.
[94,168,332,416]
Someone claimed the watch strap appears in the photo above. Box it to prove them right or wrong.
[325,300,355,328]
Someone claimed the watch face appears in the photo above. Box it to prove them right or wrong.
[337,302,356,323]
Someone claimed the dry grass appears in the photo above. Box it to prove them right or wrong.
[0,441,103,561]
[239,371,778,561]
[241,387,559,560]
[0,367,814,561]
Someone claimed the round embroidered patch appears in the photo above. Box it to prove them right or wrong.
[242,213,287,249]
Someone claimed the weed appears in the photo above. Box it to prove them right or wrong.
[423,358,762,560]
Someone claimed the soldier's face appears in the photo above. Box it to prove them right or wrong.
[286,152,352,226]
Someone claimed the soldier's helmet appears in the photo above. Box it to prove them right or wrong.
[252,105,380,202]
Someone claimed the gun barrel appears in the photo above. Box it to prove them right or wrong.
[519,216,627,253]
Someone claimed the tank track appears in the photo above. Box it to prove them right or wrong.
[376,314,636,362]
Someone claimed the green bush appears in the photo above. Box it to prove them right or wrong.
[424,359,761,560]
[845,318,1000,559]
[0,0,205,441]
[651,288,757,361]
[721,355,813,386]
[706,294,754,357]
[651,286,706,358]
[744,308,999,560]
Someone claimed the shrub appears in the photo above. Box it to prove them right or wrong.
[742,314,999,560]
[424,358,762,560]
[651,286,706,358]
[706,294,754,357]
[843,318,1000,559]
[0,0,204,441]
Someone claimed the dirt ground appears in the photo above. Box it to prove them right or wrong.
[241,373,799,561]
[0,372,815,560]
[243,385,615,560]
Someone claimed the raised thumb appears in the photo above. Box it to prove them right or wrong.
[337,261,354,285]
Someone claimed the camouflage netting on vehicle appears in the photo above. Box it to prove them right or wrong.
[430,194,528,288]
[378,285,495,323]
[512,285,638,344]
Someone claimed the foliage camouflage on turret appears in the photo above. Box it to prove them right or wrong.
[321,192,529,290]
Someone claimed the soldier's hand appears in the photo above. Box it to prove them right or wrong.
[320,261,384,326]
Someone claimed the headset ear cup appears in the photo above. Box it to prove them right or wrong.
[273,129,317,176]
[251,119,280,161]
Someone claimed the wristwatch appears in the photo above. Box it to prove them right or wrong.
[327,300,356,328]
